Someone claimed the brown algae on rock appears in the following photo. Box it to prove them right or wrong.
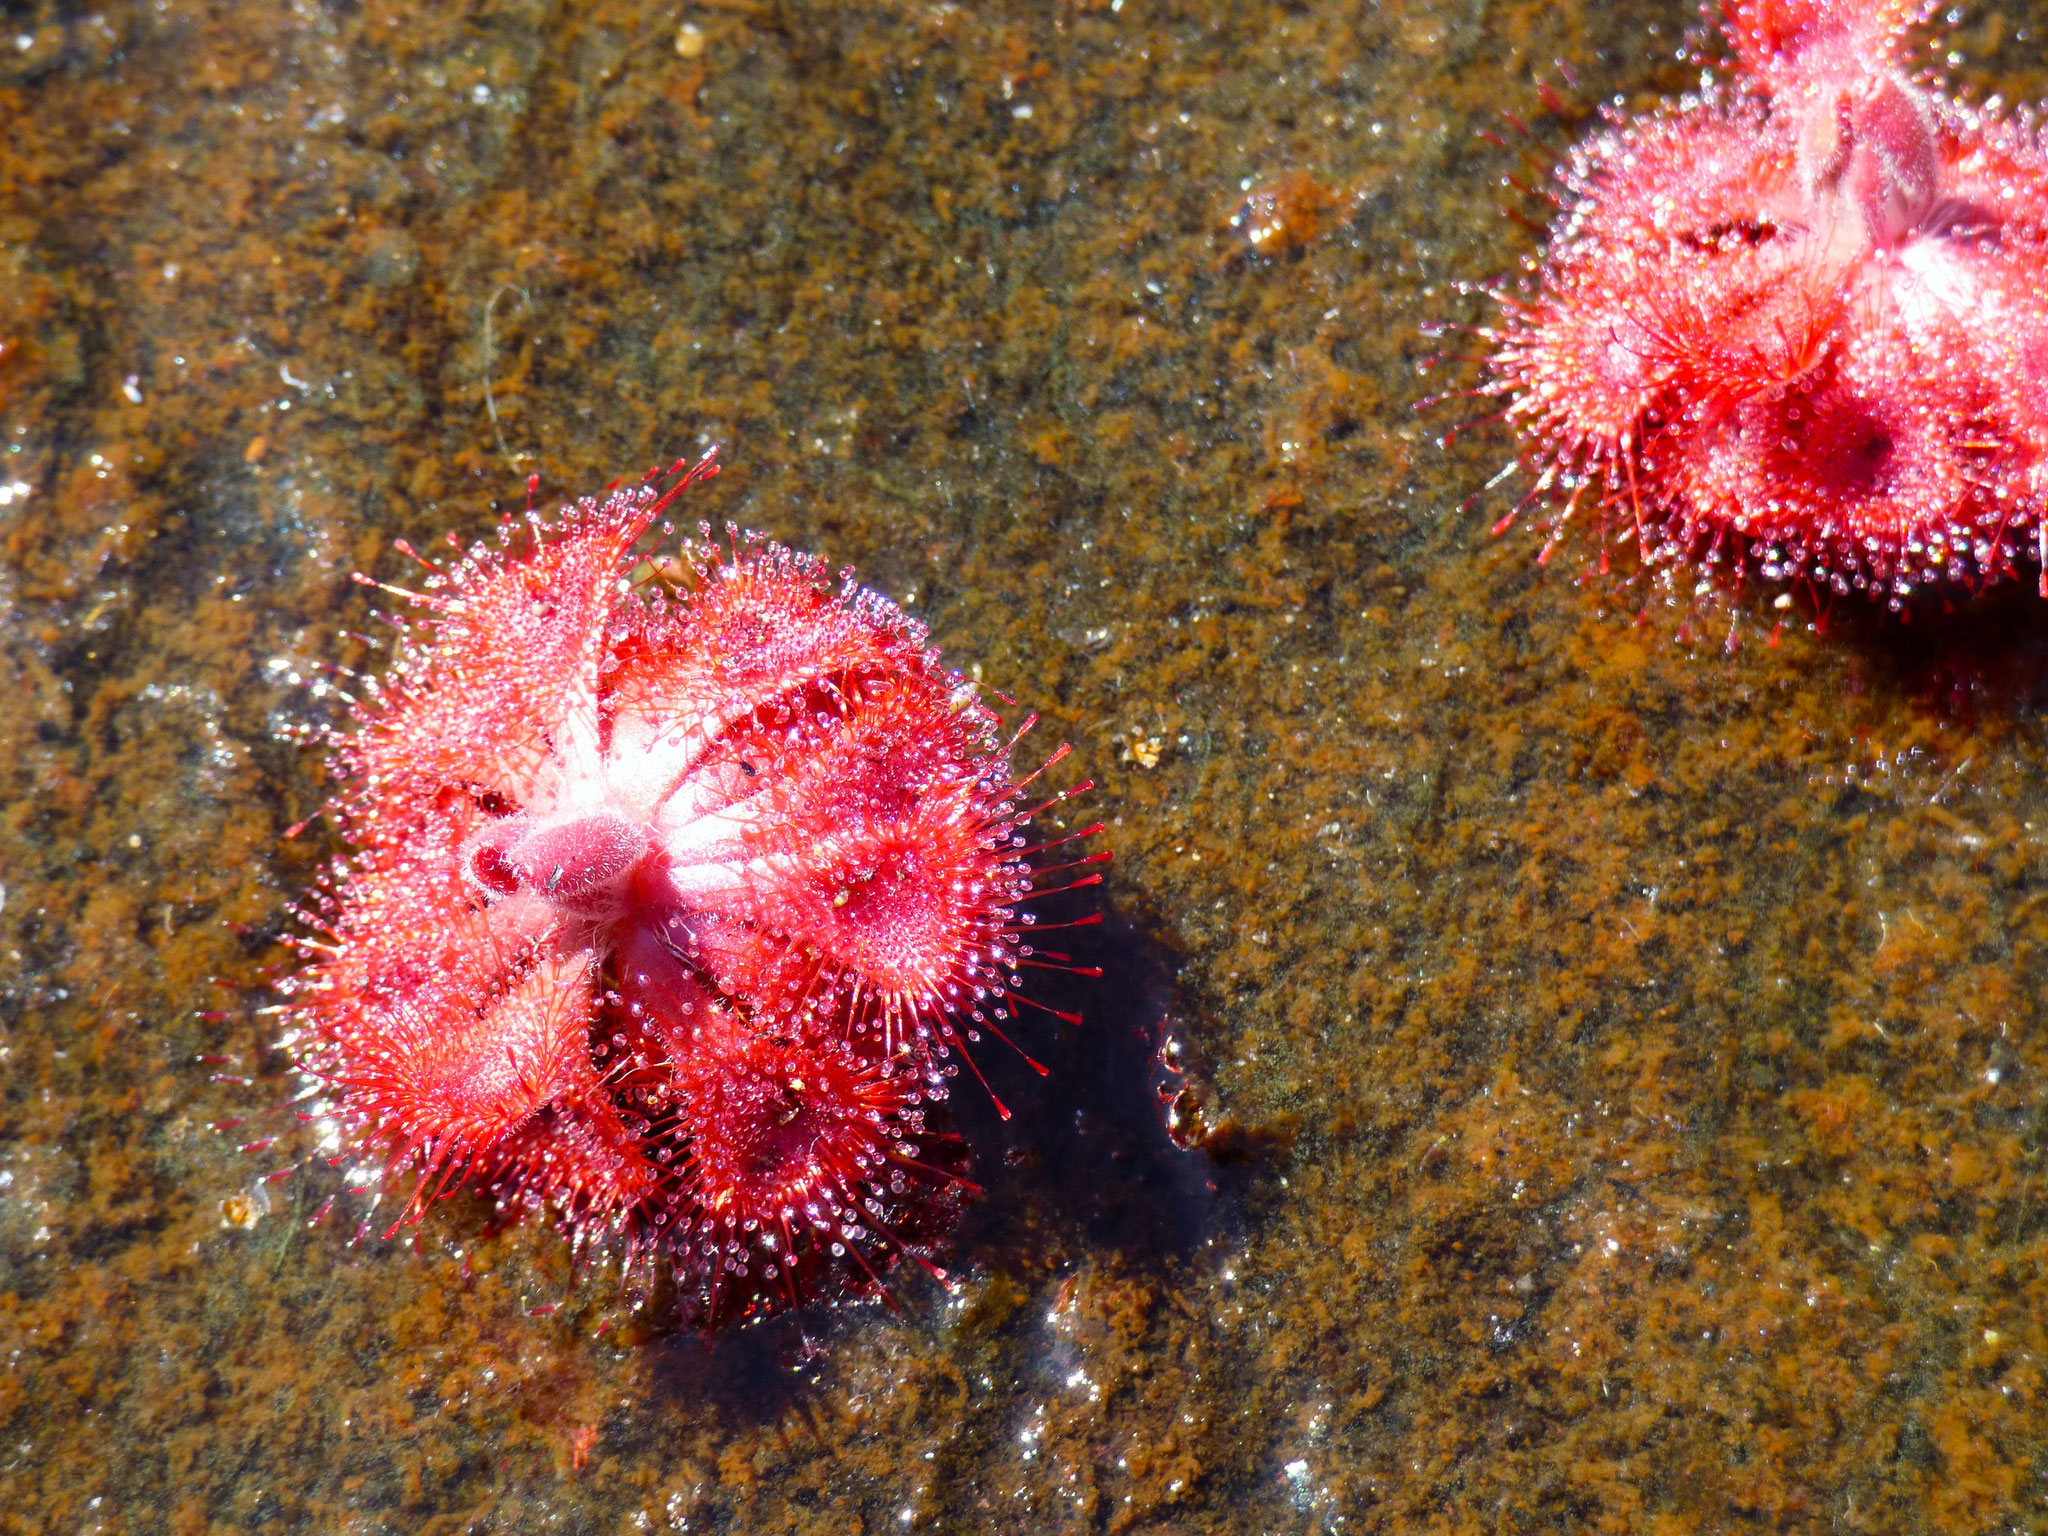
[2,0,2048,1530]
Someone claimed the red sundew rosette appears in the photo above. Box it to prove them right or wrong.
[1720,0,1931,91]
[1647,331,2003,589]
[1489,107,1807,541]
[288,456,1090,1325]
[1478,0,2048,601]
[1920,119,2048,503]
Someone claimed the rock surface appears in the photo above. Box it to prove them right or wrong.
[3,0,2048,1530]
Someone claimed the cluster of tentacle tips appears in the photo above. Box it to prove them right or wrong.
[1450,0,2048,609]
[278,451,1105,1326]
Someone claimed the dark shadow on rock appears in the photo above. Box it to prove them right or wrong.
[1827,580,2048,725]
[947,904,1236,1272]
[641,902,1244,1420]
